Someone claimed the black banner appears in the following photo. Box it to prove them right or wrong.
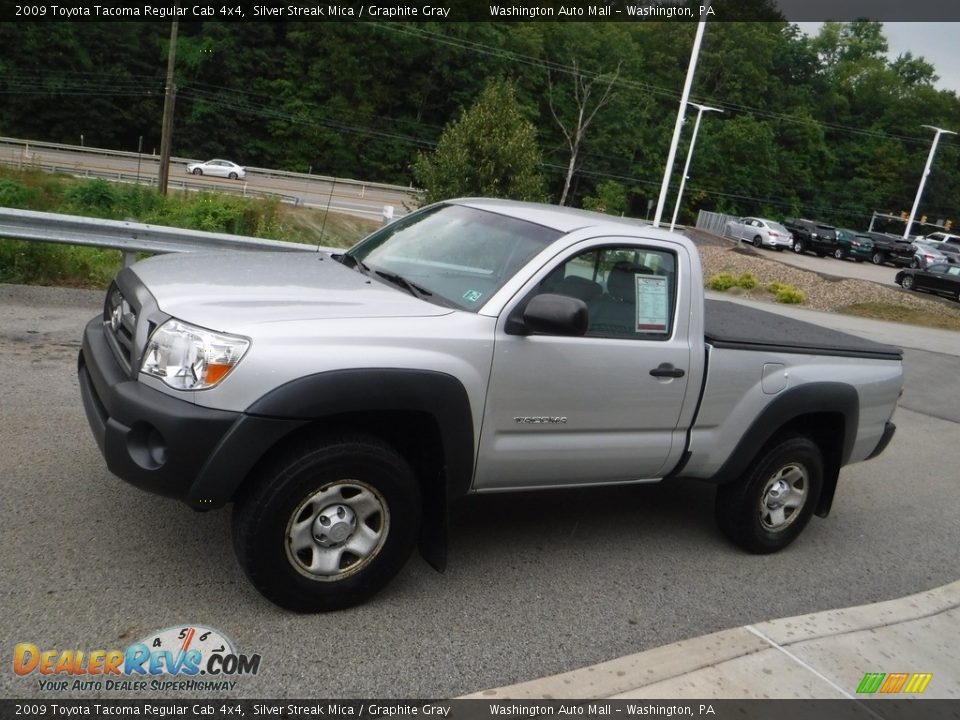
[3,0,960,23]
[3,700,960,720]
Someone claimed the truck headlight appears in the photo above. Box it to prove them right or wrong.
[141,319,249,390]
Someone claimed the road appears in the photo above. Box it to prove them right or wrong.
[0,139,417,220]
[1,283,958,701]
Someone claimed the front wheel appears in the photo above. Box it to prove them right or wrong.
[715,434,823,553]
[902,275,915,291]
[228,172,238,180]
[232,435,421,612]
[192,168,202,175]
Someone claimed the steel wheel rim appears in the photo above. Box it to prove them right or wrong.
[285,479,389,581]
[758,463,808,532]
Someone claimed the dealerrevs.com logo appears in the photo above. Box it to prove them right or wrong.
[14,625,261,692]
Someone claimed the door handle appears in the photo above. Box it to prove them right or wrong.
[649,363,685,378]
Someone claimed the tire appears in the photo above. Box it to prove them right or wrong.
[228,172,238,180]
[834,248,845,260]
[232,434,421,612]
[902,275,915,291]
[871,252,885,265]
[715,434,823,554]
[753,235,762,248]
[192,168,202,175]
[792,241,804,254]
[911,258,920,269]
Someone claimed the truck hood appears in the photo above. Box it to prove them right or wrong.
[131,251,453,329]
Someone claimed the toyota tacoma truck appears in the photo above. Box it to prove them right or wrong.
[78,198,903,612]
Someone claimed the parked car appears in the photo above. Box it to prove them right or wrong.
[185,159,246,180]
[922,232,960,251]
[78,198,903,612]
[862,232,915,267]
[833,229,874,262]
[912,240,958,269]
[725,216,793,250]
[896,263,960,301]
[783,218,839,257]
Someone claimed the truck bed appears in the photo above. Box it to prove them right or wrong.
[704,300,902,361]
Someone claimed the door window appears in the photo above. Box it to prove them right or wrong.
[536,246,676,339]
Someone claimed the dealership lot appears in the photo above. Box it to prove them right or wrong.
[1,282,958,700]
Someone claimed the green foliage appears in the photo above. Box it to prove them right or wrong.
[0,178,34,207]
[582,181,628,215]
[707,272,738,291]
[412,78,547,204]
[65,179,121,216]
[767,282,806,303]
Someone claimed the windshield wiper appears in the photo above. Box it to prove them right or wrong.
[374,269,433,299]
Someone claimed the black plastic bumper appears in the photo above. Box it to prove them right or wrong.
[79,318,304,509]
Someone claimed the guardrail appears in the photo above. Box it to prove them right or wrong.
[0,207,333,267]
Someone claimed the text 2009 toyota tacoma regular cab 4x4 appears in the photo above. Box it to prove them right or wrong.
[79,199,903,612]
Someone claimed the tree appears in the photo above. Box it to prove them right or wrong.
[411,79,547,204]
[546,60,620,206]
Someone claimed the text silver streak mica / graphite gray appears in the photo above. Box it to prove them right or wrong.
[78,198,904,611]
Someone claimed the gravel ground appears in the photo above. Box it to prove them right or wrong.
[697,243,960,320]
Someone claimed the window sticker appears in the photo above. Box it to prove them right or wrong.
[463,289,483,303]
[634,274,669,333]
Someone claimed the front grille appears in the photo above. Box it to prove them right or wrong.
[104,283,139,374]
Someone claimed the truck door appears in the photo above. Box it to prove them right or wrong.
[474,242,695,491]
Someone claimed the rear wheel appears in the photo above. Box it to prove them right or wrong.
[792,241,804,254]
[911,258,920,269]
[716,434,823,553]
[834,248,845,260]
[232,435,421,612]
[753,235,762,248]
[871,252,885,265]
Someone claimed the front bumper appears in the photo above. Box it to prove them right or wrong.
[79,317,304,509]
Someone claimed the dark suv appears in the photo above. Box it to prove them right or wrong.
[783,219,839,257]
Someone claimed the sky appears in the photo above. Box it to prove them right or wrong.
[796,22,960,95]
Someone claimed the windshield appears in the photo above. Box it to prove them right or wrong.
[346,204,562,311]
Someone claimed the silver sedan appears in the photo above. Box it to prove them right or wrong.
[185,159,246,180]
[725,216,793,250]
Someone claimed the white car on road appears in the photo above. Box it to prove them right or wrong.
[726,216,793,250]
[185,159,246,180]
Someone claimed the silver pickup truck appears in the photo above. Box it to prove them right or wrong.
[78,198,903,612]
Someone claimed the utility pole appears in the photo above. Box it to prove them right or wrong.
[157,21,179,195]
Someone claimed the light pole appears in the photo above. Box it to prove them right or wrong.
[653,1,711,228]
[903,125,956,239]
[670,103,723,231]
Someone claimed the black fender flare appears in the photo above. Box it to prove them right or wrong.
[191,368,475,571]
[704,382,859,516]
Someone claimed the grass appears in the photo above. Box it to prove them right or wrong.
[838,302,960,331]
[0,168,381,288]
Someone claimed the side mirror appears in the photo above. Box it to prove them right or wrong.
[511,293,588,337]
